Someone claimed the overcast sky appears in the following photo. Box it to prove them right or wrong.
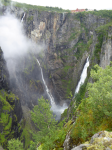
[12,0,112,10]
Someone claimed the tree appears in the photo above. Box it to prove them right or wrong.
[8,139,24,150]
[88,64,112,119]
[71,64,112,144]
[30,97,57,150]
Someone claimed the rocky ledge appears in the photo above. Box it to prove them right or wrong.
[72,131,112,150]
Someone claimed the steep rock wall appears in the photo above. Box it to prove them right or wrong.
[100,27,112,68]
[23,10,109,104]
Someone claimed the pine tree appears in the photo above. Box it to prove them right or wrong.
[31,97,57,150]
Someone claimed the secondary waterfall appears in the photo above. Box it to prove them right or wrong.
[21,13,25,23]
[36,59,55,105]
[74,57,89,96]
[63,12,65,20]
[37,59,68,120]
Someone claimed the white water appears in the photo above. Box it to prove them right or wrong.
[63,13,65,20]
[21,13,25,23]
[74,57,89,96]
[37,59,68,120]
[37,59,55,105]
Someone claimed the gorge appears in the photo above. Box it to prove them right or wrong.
[0,1,112,150]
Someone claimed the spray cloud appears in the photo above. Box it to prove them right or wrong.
[0,13,42,60]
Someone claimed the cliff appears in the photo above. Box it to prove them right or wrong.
[23,10,111,104]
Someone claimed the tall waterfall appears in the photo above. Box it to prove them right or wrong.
[63,13,65,20]
[37,59,68,120]
[36,59,55,105]
[74,57,89,96]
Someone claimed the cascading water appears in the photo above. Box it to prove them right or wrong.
[63,12,65,20]
[21,13,25,23]
[37,59,68,120]
[74,57,89,97]
[36,59,55,105]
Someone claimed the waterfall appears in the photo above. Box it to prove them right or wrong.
[74,57,89,96]
[36,59,68,120]
[63,12,65,20]
[36,59,55,105]
[21,13,25,23]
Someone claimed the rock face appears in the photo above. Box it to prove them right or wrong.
[0,47,22,148]
[100,27,112,68]
[8,54,45,109]
[71,131,112,150]
[63,131,71,150]
[22,10,110,104]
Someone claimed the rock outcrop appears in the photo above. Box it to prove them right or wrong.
[71,131,112,150]
[100,27,112,68]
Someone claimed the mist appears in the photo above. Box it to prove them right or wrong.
[0,12,44,81]
[0,13,42,60]
[51,103,68,120]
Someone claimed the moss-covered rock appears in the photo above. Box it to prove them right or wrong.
[72,131,112,150]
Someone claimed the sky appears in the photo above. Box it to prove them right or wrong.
[12,0,112,10]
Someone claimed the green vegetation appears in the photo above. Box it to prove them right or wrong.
[8,139,24,150]
[61,108,68,119]
[68,29,81,41]
[74,78,88,107]
[62,77,74,99]
[94,34,103,60]
[30,96,57,149]
[1,0,70,13]
[20,117,32,149]
[4,64,112,149]
[75,10,112,20]
[18,96,72,150]
[12,1,70,13]
[73,39,91,59]
[0,90,19,148]
[87,10,112,19]
[96,21,112,35]
[70,64,112,145]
